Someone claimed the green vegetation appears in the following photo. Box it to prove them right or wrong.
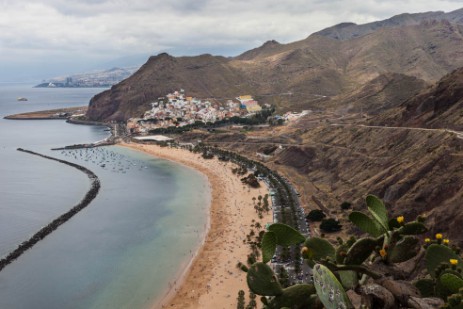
[241,173,260,188]
[240,194,463,308]
[319,218,342,233]
[306,209,326,221]
[148,108,274,134]
[340,201,352,210]
[237,290,246,309]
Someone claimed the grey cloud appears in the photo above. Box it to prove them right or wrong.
[0,0,461,81]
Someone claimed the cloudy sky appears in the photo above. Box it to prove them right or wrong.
[0,0,461,82]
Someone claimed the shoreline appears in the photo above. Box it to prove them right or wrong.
[3,106,87,120]
[120,142,273,309]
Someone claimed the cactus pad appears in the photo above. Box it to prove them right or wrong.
[414,278,435,297]
[313,263,353,309]
[268,223,305,247]
[344,237,377,265]
[399,222,428,235]
[349,211,385,237]
[365,194,389,230]
[261,231,277,263]
[304,237,336,266]
[426,244,463,278]
[246,262,283,296]
[440,273,463,295]
[339,270,358,290]
[268,284,317,308]
[388,236,420,263]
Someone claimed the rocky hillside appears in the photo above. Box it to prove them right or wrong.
[315,8,463,40]
[87,9,463,121]
[324,73,429,114]
[375,67,463,130]
[171,68,463,247]
[179,117,463,247]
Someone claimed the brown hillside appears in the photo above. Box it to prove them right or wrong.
[325,73,428,114]
[376,67,463,129]
[87,18,463,121]
[314,9,462,40]
[182,119,463,247]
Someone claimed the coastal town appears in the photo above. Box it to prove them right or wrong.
[127,90,270,134]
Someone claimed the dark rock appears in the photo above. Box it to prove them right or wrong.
[407,296,444,309]
[381,279,420,306]
[360,283,396,309]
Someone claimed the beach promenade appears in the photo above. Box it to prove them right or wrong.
[121,143,272,309]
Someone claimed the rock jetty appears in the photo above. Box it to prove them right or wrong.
[0,148,101,272]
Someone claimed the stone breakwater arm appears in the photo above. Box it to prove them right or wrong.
[0,148,101,272]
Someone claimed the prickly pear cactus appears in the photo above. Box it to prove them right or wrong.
[442,287,463,309]
[246,262,283,296]
[348,211,385,237]
[388,236,420,263]
[439,273,463,296]
[302,237,335,267]
[312,263,353,309]
[267,284,319,309]
[339,270,358,290]
[268,223,305,247]
[426,244,463,278]
[344,237,377,265]
[261,231,277,263]
[399,221,428,235]
[335,243,350,264]
[365,194,389,231]
[414,278,435,297]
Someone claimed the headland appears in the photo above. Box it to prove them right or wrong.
[3,106,87,120]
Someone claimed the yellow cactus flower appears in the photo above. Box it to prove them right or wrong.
[424,238,431,243]
[379,249,387,257]
[397,216,405,224]
[435,233,443,240]
[443,239,450,245]
[450,259,458,265]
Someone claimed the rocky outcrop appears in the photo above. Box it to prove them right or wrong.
[377,67,463,130]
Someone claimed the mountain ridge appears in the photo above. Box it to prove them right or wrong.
[86,8,463,121]
[314,8,462,40]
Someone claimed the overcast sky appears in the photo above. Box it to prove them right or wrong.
[0,0,461,82]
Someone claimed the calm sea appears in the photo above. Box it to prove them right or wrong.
[0,83,209,308]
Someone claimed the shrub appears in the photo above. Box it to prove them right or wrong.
[241,174,260,188]
[306,209,326,221]
[319,218,342,232]
[340,201,352,210]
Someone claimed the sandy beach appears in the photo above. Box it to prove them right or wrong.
[120,142,272,309]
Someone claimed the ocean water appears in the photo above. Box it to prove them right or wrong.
[0,84,210,308]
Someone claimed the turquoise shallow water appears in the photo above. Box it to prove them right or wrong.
[0,84,209,308]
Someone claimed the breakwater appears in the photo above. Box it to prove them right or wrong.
[0,148,101,272]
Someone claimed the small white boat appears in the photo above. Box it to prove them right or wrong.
[17,97,28,101]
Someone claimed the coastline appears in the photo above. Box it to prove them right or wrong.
[120,142,272,309]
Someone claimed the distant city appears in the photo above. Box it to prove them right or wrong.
[35,66,139,88]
